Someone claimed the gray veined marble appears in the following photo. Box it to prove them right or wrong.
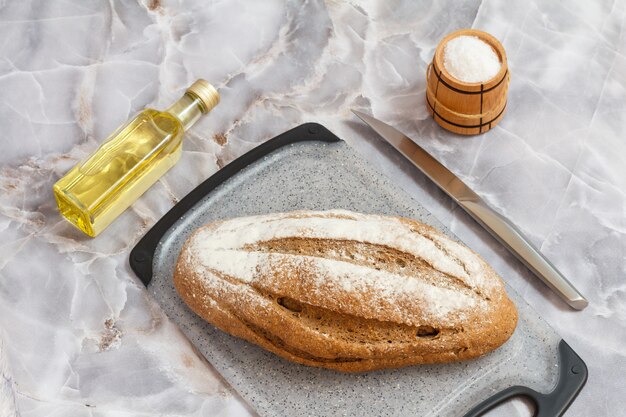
[0,1,625,416]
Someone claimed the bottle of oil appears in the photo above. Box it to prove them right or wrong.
[54,79,220,237]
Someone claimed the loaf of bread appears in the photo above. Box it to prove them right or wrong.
[174,210,518,372]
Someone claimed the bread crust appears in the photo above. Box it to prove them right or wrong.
[174,210,518,372]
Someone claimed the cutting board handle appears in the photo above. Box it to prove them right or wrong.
[463,340,588,417]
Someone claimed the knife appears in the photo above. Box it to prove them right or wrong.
[352,110,588,310]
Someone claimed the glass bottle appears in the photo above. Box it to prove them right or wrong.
[53,79,219,237]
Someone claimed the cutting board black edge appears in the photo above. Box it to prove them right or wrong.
[129,122,588,417]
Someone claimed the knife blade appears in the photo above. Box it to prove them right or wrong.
[352,110,588,310]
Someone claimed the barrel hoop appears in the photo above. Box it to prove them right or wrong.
[426,95,507,130]
[479,83,484,133]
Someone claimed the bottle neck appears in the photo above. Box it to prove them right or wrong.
[166,93,205,130]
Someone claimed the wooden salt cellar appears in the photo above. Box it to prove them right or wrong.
[426,29,509,135]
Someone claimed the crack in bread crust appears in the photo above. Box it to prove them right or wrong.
[414,233,491,301]
[241,319,364,363]
[248,237,487,301]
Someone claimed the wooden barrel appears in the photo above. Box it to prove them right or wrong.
[426,29,509,135]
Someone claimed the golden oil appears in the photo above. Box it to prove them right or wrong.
[54,80,219,237]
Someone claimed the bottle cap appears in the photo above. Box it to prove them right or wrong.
[186,79,220,113]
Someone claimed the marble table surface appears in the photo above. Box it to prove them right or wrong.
[1,1,625,416]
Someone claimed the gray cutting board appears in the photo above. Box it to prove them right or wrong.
[130,124,586,417]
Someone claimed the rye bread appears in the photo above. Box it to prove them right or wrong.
[174,210,518,372]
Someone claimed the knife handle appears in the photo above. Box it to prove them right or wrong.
[458,199,588,310]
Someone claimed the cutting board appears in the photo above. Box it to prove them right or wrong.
[130,123,587,417]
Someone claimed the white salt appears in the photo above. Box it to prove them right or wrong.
[443,35,501,83]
